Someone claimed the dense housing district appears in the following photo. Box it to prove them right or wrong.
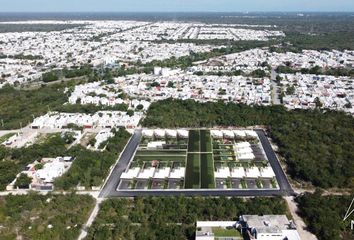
[0,17,353,240]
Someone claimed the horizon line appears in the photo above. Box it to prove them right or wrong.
[0,11,354,13]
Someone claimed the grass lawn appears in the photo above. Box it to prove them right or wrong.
[185,153,200,188]
[200,153,215,188]
[136,150,186,156]
[134,155,186,163]
[188,130,200,152]
[0,132,16,143]
[212,227,241,237]
[200,130,212,152]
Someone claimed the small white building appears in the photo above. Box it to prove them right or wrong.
[240,215,300,240]
[137,167,156,179]
[230,167,246,178]
[260,166,276,179]
[142,129,154,138]
[121,167,141,180]
[169,167,185,179]
[210,130,223,139]
[214,167,231,179]
[153,167,171,179]
[245,167,260,178]
[177,129,189,138]
[147,141,165,149]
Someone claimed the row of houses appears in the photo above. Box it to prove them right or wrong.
[67,81,151,110]
[214,166,275,179]
[142,129,189,139]
[121,166,185,180]
[30,111,143,129]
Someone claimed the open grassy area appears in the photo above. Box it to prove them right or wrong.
[0,133,16,143]
[200,130,212,152]
[185,153,200,188]
[212,227,242,237]
[188,130,200,152]
[136,150,186,156]
[200,153,215,188]
[134,155,187,163]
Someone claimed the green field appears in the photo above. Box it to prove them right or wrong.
[212,228,241,237]
[200,153,215,188]
[200,130,212,152]
[134,155,186,162]
[136,150,186,156]
[188,130,200,152]
[185,153,200,188]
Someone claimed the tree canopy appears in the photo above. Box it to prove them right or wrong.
[87,196,287,240]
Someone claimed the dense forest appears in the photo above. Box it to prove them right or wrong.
[55,128,131,189]
[142,99,354,189]
[86,196,288,240]
[296,191,354,240]
[0,82,74,130]
[0,193,94,240]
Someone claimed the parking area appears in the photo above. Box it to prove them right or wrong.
[136,180,148,189]
[215,179,227,189]
[168,179,181,189]
[118,180,132,190]
[246,179,257,189]
[231,179,241,189]
[262,179,271,188]
[151,179,165,189]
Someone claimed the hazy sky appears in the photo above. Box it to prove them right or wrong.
[0,0,353,12]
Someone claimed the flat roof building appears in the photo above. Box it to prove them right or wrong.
[240,215,300,240]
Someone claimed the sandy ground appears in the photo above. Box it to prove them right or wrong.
[285,196,318,240]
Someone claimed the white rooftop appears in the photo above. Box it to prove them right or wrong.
[245,167,260,178]
[214,167,231,179]
[169,167,185,179]
[230,167,246,178]
[260,166,275,178]
[121,167,140,179]
[137,167,156,179]
[153,167,171,179]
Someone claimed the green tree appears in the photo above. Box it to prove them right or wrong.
[14,173,32,189]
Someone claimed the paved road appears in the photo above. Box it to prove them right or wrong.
[99,129,142,198]
[108,189,286,197]
[255,129,294,195]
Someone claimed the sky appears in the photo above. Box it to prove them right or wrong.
[0,0,354,12]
